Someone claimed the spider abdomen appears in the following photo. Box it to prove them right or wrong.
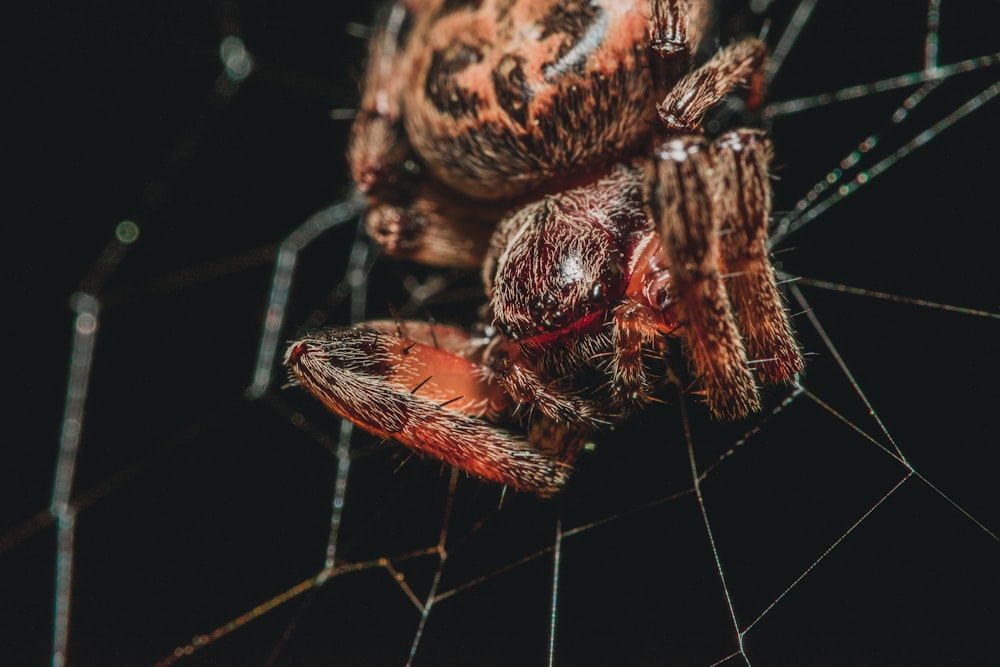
[399,0,709,199]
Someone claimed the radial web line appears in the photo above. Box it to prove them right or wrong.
[548,519,563,667]
[796,389,905,467]
[924,0,941,71]
[763,0,818,86]
[771,78,942,241]
[46,9,253,662]
[680,397,749,666]
[790,277,999,319]
[789,284,902,459]
[406,469,460,666]
[706,650,744,667]
[326,231,373,568]
[49,294,99,667]
[904,469,1000,543]
[765,52,1000,117]
[436,546,555,603]
[259,202,374,663]
[154,550,449,666]
[773,82,1000,243]
[436,487,700,603]
[696,388,803,481]
[741,472,913,634]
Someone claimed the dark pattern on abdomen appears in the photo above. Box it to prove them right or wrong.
[425,42,485,117]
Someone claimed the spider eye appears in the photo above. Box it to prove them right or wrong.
[544,309,567,329]
[589,282,606,303]
[496,320,517,339]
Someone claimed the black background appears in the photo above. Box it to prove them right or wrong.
[8,1,999,666]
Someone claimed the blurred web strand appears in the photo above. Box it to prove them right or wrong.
[925,0,940,70]
[246,191,366,401]
[49,294,98,667]
[764,52,999,118]
[405,469,460,667]
[45,15,254,666]
[767,0,999,244]
[242,195,370,665]
[762,0,817,86]
[792,277,999,320]
[239,190,367,665]
[548,519,563,667]
[771,80,1000,244]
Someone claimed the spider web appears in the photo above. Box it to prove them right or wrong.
[7,1,999,665]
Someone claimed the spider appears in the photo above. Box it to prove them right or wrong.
[285,0,802,498]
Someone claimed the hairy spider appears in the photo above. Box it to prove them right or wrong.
[286,0,802,498]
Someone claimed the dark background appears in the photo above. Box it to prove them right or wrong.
[8,1,999,665]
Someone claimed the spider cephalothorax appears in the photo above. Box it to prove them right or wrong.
[286,0,802,497]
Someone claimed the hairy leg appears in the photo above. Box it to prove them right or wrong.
[656,37,767,133]
[649,136,760,418]
[647,0,711,76]
[712,130,803,383]
[286,321,581,497]
[489,343,613,428]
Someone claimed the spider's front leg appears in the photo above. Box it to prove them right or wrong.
[713,130,803,384]
[650,136,760,418]
[285,321,583,497]
[648,131,802,418]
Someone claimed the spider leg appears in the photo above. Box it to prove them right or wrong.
[604,300,665,412]
[650,136,760,419]
[364,177,502,268]
[490,345,613,428]
[656,37,767,133]
[712,130,804,383]
[286,321,580,497]
[646,0,710,78]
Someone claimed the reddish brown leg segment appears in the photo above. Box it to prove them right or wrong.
[607,301,660,411]
[490,347,609,428]
[652,137,760,418]
[364,178,502,268]
[657,37,767,132]
[285,323,577,497]
[713,130,803,383]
